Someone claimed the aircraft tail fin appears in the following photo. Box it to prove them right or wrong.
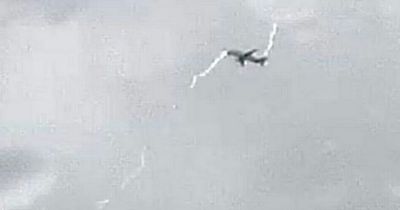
[239,59,245,66]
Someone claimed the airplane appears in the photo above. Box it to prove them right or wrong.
[226,49,268,66]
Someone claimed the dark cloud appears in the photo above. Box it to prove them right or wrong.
[0,148,44,191]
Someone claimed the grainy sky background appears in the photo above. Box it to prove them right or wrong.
[1,0,400,209]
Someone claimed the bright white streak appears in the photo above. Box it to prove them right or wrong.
[189,50,228,88]
[96,146,148,210]
[262,23,278,66]
[189,23,278,88]
[120,146,148,190]
[95,199,110,210]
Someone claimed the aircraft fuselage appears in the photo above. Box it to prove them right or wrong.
[226,49,267,66]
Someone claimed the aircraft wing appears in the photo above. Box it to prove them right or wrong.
[226,50,243,57]
[243,49,258,57]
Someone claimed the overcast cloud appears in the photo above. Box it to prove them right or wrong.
[1,0,400,209]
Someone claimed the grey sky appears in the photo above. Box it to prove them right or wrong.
[1,0,400,209]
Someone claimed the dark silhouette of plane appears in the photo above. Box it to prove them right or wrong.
[226,49,268,66]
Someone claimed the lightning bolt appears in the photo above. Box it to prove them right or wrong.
[262,23,279,66]
[189,50,228,89]
[189,23,278,88]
